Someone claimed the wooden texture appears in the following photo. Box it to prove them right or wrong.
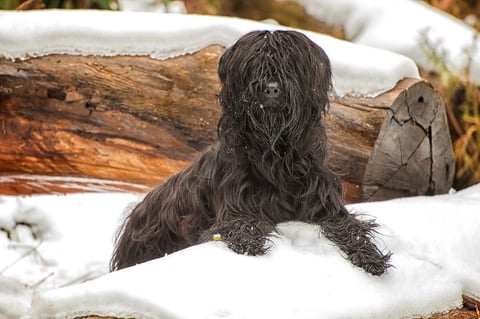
[0,46,454,202]
[341,79,455,201]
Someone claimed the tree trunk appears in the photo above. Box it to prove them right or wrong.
[0,46,454,202]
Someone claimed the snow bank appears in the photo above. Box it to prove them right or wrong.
[1,184,479,318]
[0,193,141,290]
[27,235,462,319]
[356,186,480,300]
[0,277,33,319]
[0,10,419,96]
[27,222,466,319]
[296,0,480,84]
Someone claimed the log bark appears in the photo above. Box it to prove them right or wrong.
[0,46,454,202]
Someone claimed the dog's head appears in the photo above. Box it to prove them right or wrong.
[217,30,332,149]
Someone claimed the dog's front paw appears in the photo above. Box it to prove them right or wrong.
[204,219,274,256]
[349,250,392,276]
[222,221,268,255]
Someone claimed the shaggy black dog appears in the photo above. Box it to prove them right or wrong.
[111,30,391,275]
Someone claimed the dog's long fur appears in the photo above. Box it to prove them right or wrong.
[111,30,391,275]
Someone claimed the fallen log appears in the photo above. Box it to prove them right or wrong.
[0,46,454,202]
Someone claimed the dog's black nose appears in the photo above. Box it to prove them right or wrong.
[264,81,280,99]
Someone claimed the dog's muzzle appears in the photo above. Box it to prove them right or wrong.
[259,81,282,109]
[263,81,281,99]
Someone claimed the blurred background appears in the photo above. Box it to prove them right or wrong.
[1,0,479,191]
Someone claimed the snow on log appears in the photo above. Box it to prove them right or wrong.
[294,0,480,87]
[0,11,419,97]
[0,46,454,202]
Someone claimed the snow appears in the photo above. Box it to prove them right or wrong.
[0,175,151,194]
[0,193,141,289]
[0,277,33,319]
[1,3,479,318]
[118,0,186,13]
[1,185,479,319]
[0,10,418,97]
[0,193,141,319]
[296,0,480,85]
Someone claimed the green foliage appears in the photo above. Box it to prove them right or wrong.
[419,28,480,189]
[0,0,21,9]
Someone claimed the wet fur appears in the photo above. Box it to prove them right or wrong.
[111,30,391,275]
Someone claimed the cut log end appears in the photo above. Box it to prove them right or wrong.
[362,79,454,201]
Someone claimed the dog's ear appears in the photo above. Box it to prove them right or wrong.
[282,32,334,113]
[217,31,273,111]
[286,31,332,85]
[312,43,333,116]
[217,45,230,85]
[218,31,271,85]
[281,30,332,116]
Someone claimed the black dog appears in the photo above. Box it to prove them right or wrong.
[111,30,391,275]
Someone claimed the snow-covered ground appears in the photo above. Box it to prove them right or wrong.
[0,10,418,97]
[1,2,479,318]
[296,0,480,84]
[0,185,479,319]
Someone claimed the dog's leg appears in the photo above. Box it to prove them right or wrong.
[200,218,276,256]
[319,211,391,276]
[110,201,190,270]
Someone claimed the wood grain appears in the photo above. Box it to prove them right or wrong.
[0,47,454,202]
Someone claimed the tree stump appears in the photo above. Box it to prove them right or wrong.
[0,46,454,202]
